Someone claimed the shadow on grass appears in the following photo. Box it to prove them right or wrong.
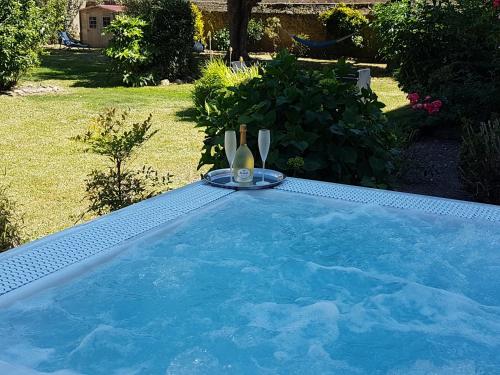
[31,48,122,88]
[386,105,414,125]
[175,107,198,122]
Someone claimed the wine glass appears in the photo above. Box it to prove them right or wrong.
[224,130,237,185]
[257,129,270,185]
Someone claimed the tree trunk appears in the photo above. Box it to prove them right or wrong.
[227,0,260,62]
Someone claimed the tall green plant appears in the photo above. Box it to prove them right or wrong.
[104,15,153,87]
[74,109,171,216]
[0,0,46,90]
[196,51,397,188]
[191,2,205,43]
[125,0,196,80]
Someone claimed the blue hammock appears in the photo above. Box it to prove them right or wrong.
[291,33,355,49]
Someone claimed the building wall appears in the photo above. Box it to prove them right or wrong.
[80,8,117,48]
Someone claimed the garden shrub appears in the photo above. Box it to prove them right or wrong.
[191,3,205,44]
[196,51,397,188]
[0,0,46,90]
[264,17,281,52]
[212,27,230,51]
[104,15,154,87]
[460,119,500,204]
[193,58,260,111]
[38,0,66,43]
[373,0,500,124]
[319,3,368,47]
[0,184,22,252]
[74,109,171,216]
[248,18,265,46]
[110,0,195,82]
[289,33,310,57]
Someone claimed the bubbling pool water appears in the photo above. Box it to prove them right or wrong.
[0,190,499,374]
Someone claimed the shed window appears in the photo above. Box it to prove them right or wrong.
[103,16,111,28]
[89,16,97,29]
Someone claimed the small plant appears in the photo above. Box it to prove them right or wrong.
[264,17,281,52]
[248,18,264,46]
[289,33,310,57]
[460,119,500,204]
[104,15,154,87]
[287,157,305,177]
[191,3,205,43]
[74,108,171,217]
[0,183,22,252]
[212,27,230,51]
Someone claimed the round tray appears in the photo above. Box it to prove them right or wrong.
[204,168,286,190]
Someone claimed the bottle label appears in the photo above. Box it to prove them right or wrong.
[237,169,251,179]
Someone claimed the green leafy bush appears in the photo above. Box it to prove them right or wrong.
[191,2,205,43]
[104,15,154,87]
[373,0,500,124]
[196,51,397,187]
[0,0,46,90]
[319,3,368,47]
[193,58,260,111]
[248,18,264,46]
[108,0,195,83]
[212,27,230,51]
[289,33,310,57]
[264,17,281,52]
[74,109,171,216]
[460,119,500,204]
[0,184,22,252]
[38,0,66,43]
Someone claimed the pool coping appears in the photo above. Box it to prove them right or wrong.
[1,178,499,302]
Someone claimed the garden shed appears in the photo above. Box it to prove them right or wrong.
[79,4,124,48]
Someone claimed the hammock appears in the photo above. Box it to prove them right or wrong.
[291,33,355,49]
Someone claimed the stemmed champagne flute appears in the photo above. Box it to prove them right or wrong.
[257,129,270,185]
[224,130,237,185]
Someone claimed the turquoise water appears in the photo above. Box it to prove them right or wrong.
[0,190,499,374]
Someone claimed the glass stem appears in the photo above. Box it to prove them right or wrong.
[230,163,233,184]
[262,161,266,182]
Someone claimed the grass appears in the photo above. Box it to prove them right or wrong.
[0,48,407,243]
[0,49,206,241]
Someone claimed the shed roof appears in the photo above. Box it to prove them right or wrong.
[80,4,124,12]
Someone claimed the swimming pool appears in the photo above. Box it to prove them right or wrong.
[0,178,499,374]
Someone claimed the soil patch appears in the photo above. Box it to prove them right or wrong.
[396,138,473,201]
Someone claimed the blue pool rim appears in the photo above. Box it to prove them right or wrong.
[1,178,499,304]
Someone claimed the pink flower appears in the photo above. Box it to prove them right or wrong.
[494,0,500,8]
[415,103,423,109]
[424,95,431,101]
[407,92,420,105]
[424,100,442,114]
[431,100,443,109]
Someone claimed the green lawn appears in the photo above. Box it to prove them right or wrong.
[0,48,407,243]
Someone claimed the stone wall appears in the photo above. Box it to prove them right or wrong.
[199,1,381,59]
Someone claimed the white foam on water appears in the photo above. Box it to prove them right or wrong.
[165,347,222,375]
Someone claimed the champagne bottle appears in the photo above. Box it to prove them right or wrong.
[233,124,254,184]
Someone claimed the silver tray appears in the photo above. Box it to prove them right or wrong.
[204,168,286,190]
